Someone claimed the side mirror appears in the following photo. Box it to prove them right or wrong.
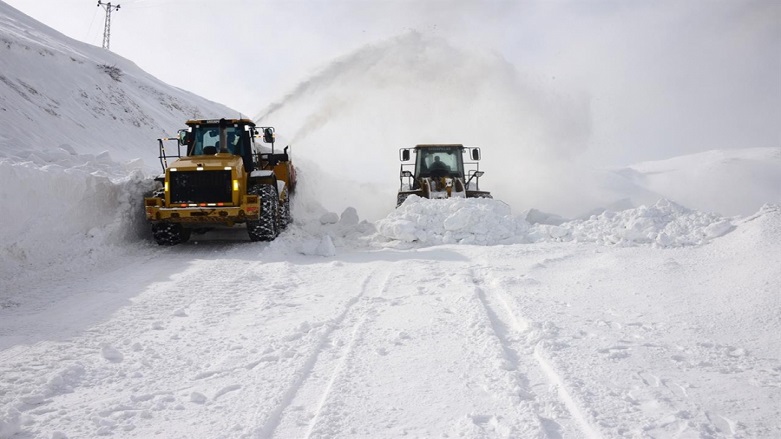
[473,171,484,178]
[178,129,193,146]
[263,127,275,144]
[471,148,481,161]
[401,170,413,178]
[400,149,410,161]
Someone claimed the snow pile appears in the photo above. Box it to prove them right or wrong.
[375,195,526,246]
[373,197,733,249]
[266,206,376,257]
[530,199,734,247]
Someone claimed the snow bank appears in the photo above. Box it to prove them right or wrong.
[373,197,733,249]
[0,150,155,284]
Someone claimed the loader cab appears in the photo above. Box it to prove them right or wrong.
[397,143,489,206]
[415,145,465,179]
[399,144,484,192]
[181,119,257,172]
[187,126,247,156]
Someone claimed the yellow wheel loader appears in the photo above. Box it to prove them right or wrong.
[396,144,491,207]
[144,118,296,245]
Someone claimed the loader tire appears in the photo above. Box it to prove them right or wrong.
[152,223,191,246]
[278,196,291,231]
[247,184,278,241]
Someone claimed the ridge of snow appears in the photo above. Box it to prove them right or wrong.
[373,197,734,249]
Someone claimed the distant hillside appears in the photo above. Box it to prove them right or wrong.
[617,147,781,217]
[0,0,236,171]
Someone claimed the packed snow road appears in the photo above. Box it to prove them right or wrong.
[1,241,589,438]
[1,204,780,438]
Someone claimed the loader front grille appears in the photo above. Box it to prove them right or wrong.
[169,170,232,204]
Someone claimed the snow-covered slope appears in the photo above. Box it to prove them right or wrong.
[0,0,235,167]
[618,147,781,217]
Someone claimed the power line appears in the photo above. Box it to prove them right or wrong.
[85,6,99,42]
[96,1,120,50]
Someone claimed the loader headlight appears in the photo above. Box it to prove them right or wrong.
[233,179,239,191]
[164,181,169,192]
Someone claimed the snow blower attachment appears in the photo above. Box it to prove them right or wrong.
[397,144,491,207]
[144,118,296,245]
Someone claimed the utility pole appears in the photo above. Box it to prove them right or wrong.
[97,1,120,50]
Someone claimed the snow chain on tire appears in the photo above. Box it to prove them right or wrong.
[278,196,291,231]
[152,223,191,246]
[247,184,279,241]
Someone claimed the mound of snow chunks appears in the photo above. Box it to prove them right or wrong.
[374,196,734,248]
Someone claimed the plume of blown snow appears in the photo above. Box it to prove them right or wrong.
[255,32,617,220]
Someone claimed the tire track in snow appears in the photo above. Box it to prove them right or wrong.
[302,275,391,439]
[532,346,603,439]
[249,265,392,439]
[467,267,548,437]
[471,265,603,439]
[277,260,547,438]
